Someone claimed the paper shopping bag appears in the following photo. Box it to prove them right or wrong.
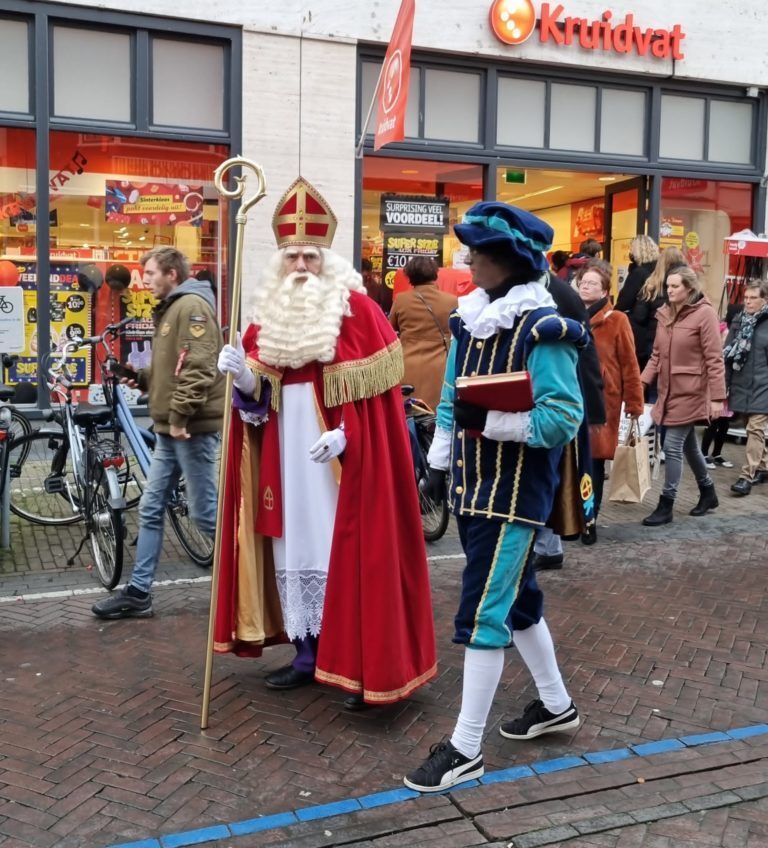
[608,422,651,504]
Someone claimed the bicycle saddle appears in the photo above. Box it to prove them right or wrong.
[73,403,113,427]
[0,385,15,402]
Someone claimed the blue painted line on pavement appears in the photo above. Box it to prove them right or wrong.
[101,722,768,848]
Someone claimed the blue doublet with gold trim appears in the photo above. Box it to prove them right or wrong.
[447,306,586,528]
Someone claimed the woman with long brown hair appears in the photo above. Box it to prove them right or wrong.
[640,265,726,526]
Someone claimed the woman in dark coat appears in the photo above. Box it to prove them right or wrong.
[615,235,660,368]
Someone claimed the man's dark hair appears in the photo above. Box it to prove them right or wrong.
[579,239,602,257]
[140,246,190,282]
[404,256,439,286]
[550,250,570,271]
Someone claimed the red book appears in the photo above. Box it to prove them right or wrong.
[455,370,534,413]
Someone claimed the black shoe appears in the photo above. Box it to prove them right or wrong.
[533,553,564,571]
[642,494,674,526]
[580,524,597,546]
[712,455,734,468]
[91,588,153,620]
[690,482,718,516]
[753,470,768,484]
[731,478,752,497]
[264,665,315,690]
[499,699,580,740]
[343,694,370,711]
[403,740,484,792]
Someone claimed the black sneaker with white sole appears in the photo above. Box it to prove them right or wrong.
[499,699,580,740]
[404,740,484,792]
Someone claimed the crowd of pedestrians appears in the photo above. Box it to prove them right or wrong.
[85,184,766,797]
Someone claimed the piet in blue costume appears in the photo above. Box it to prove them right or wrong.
[404,201,586,794]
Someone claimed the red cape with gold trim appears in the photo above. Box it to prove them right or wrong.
[214,292,437,704]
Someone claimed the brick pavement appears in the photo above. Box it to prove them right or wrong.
[1,439,767,847]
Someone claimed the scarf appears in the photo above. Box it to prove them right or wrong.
[724,304,768,370]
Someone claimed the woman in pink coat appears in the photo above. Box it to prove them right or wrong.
[640,266,726,526]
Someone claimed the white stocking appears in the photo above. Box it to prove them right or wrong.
[513,618,571,715]
[450,647,505,759]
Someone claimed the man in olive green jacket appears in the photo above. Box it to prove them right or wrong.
[93,247,224,620]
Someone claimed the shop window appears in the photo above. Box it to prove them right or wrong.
[599,89,645,156]
[497,78,545,148]
[660,177,752,306]
[0,19,30,114]
[1,131,228,400]
[709,101,753,164]
[424,70,480,143]
[659,95,705,160]
[360,157,483,313]
[52,27,132,123]
[550,84,596,152]
[152,39,225,131]
[361,61,420,138]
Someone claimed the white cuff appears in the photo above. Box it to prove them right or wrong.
[426,425,452,470]
[233,367,256,396]
[482,410,532,442]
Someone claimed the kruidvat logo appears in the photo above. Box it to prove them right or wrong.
[490,1,686,60]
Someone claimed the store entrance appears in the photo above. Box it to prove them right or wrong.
[495,166,648,293]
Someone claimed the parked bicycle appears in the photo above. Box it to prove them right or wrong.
[0,353,33,444]
[5,340,127,587]
[403,386,450,542]
[5,320,214,575]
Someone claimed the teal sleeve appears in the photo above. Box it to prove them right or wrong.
[527,342,583,449]
[435,338,457,431]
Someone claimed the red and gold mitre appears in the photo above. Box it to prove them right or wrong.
[271,177,337,249]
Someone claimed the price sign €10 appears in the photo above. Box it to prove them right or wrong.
[0,287,25,353]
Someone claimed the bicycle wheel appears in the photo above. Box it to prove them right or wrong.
[417,468,450,542]
[6,430,82,526]
[166,481,214,567]
[414,414,450,543]
[86,448,124,590]
[9,407,32,443]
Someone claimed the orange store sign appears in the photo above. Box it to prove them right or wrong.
[489,1,685,60]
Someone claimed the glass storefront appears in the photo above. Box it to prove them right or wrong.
[0,132,228,401]
[361,157,483,311]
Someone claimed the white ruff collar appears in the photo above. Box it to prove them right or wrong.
[456,279,556,339]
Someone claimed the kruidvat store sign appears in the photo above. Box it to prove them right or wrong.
[489,1,685,59]
[380,195,450,233]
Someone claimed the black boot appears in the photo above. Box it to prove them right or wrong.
[642,494,674,526]
[690,482,718,516]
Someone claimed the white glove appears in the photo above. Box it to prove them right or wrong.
[217,333,256,395]
[482,410,532,442]
[309,428,347,463]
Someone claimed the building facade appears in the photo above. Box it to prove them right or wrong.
[1,0,765,403]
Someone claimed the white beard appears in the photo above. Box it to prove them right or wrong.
[252,270,349,369]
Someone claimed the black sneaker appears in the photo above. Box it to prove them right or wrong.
[403,740,484,792]
[532,553,564,571]
[92,588,153,620]
[712,455,734,469]
[499,699,580,740]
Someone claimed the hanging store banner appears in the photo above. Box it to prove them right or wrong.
[373,0,416,151]
[105,181,204,226]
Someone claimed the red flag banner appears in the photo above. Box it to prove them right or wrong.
[373,0,416,152]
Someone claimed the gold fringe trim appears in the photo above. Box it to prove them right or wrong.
[323,341,404,408]
[246,356,282,411]
[314,662,438,703]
